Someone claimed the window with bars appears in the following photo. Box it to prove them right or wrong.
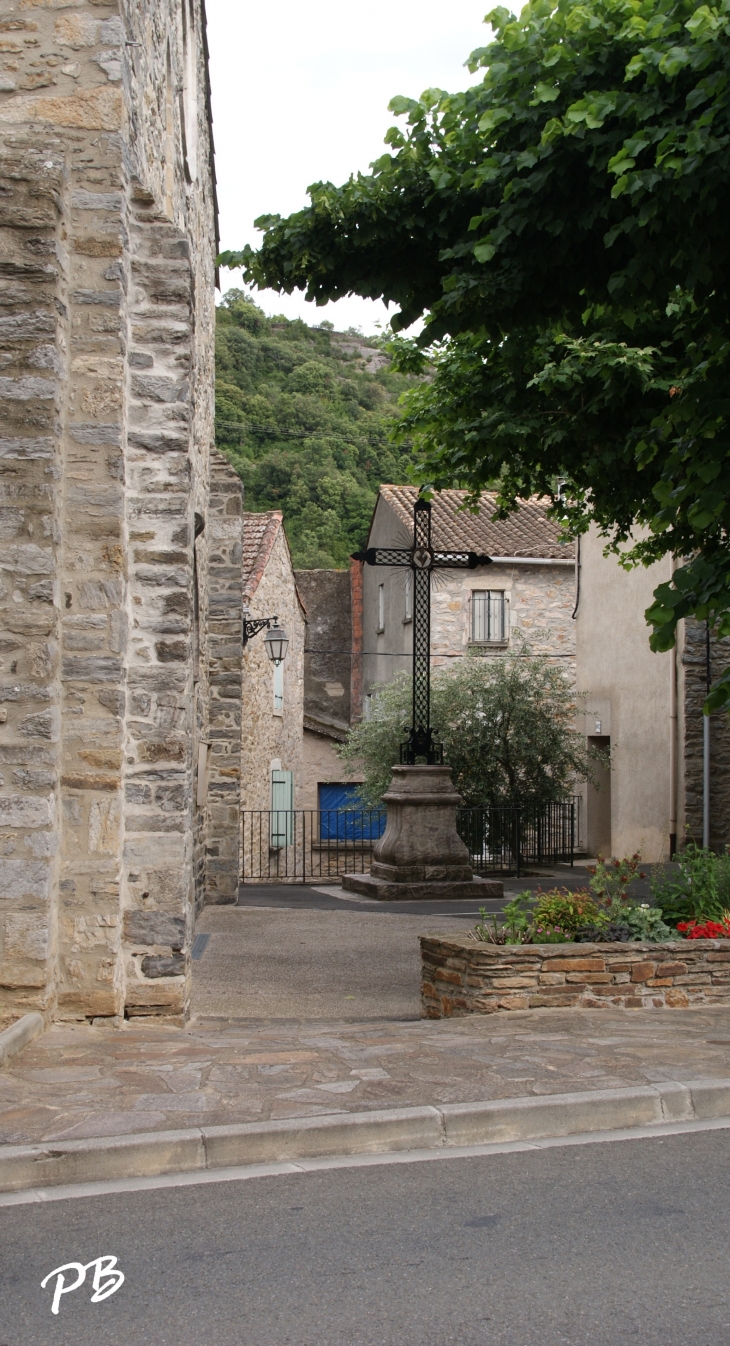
[471,590,507,643]
[404,573,412,623]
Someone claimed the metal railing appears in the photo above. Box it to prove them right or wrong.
[457,800,577,878]
[239,800,576,883]
[240,809,386,884]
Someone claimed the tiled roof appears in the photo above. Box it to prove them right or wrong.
[374,486,574,560]
[242,511,308,617]
[242,511,283,603]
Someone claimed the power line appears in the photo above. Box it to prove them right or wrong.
[303,649,576,658]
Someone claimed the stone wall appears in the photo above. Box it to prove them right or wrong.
[294,569,351,730]
[421,935,730,1017]
[294,564,364,810]
[204,458,243,905]
[362,495,576,703]
[0,0,236,1023]
[0,138,64,1020]
[240,522,305,814]
[680,619,730,851]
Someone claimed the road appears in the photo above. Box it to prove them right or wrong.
[2,1129,729,1345]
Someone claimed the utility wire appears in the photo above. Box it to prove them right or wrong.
[303,648,576,658]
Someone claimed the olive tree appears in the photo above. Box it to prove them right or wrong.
[338,654,596,807]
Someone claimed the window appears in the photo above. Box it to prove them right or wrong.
[273,660,283,714]
[471,590,507,643]
[404,572,412,623]
[377,583,385,633]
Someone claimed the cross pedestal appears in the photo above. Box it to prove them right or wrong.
[345,495,503,902]
[342,765,503,901]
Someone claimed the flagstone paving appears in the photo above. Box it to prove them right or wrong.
[2,1006,730,1147]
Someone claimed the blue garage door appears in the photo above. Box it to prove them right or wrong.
[318,783,386,841]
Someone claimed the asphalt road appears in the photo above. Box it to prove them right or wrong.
[2,1129,730,1345]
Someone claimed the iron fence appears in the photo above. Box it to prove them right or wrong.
[457,800,577,878]
[239,800,577,883]
[240,809,386,884]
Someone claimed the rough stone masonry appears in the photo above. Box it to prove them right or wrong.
[0,0,243,1027]
[421,935,730,1017]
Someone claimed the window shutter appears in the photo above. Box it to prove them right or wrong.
[271,769,294,847]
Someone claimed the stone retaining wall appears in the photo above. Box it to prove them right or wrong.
[421,935,730,1017]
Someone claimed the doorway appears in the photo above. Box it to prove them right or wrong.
[586,735,611,858]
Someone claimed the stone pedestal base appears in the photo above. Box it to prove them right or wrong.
[341,764,504,903]
[342,872,503,902]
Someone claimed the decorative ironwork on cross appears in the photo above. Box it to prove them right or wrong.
[354,496,492,764]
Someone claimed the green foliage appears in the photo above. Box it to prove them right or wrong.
[587,852,645,921]
[626,903,673,941]
[473,896,533,944]
[532,888,603,940]
[215,291,418,567]
[337,655,595,806]
[222,0,730,707]
[651,842,730,924]
[477,853,676,943]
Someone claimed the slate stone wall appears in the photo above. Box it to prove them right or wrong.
[0,0,238,1023]
[680,619,730,852]
[422,935,730,1017]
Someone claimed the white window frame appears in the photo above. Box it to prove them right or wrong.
[471,590,508,644]
[404,572,412,624]
[273,660,284,715]
[377,583,385,634]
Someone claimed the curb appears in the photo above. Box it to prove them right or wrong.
[1,1077,730,1194]
[0,1013,44,1069]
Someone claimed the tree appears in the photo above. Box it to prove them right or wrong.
[219,0,730,707]
[215,291,420,567]
[338,656,595,807]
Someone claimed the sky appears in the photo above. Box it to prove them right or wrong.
[206,1,492,335]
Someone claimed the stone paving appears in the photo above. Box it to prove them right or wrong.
[3,1005,730,1147]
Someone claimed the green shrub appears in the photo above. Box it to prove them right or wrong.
[531,889,603,942]
[651,844,730,926]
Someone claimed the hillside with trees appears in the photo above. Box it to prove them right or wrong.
[215,291,418,568]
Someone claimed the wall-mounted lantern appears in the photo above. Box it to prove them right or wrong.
[242,610,289,666]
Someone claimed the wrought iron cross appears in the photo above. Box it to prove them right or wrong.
[355,496,492,764]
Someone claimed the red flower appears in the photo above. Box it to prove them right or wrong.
[678,918,730,940]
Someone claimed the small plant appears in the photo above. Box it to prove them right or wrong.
[576,921,631,943]
[531,888,603,940]
[625,903,673,942]
[588,853,645,922]
[473,896,532,944]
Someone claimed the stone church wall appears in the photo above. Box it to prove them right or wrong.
[0,0,240,1024]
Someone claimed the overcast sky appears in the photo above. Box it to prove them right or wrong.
[206,1,492,334]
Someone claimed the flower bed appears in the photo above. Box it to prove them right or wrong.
[420,935,730,1018]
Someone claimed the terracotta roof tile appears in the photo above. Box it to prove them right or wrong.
[242,511,282,603]
[375,486,573,560]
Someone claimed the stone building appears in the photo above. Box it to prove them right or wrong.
[239,511,305,815]
[294,562,364,810]
[363,486,576,700]
[0,0,244,1026]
